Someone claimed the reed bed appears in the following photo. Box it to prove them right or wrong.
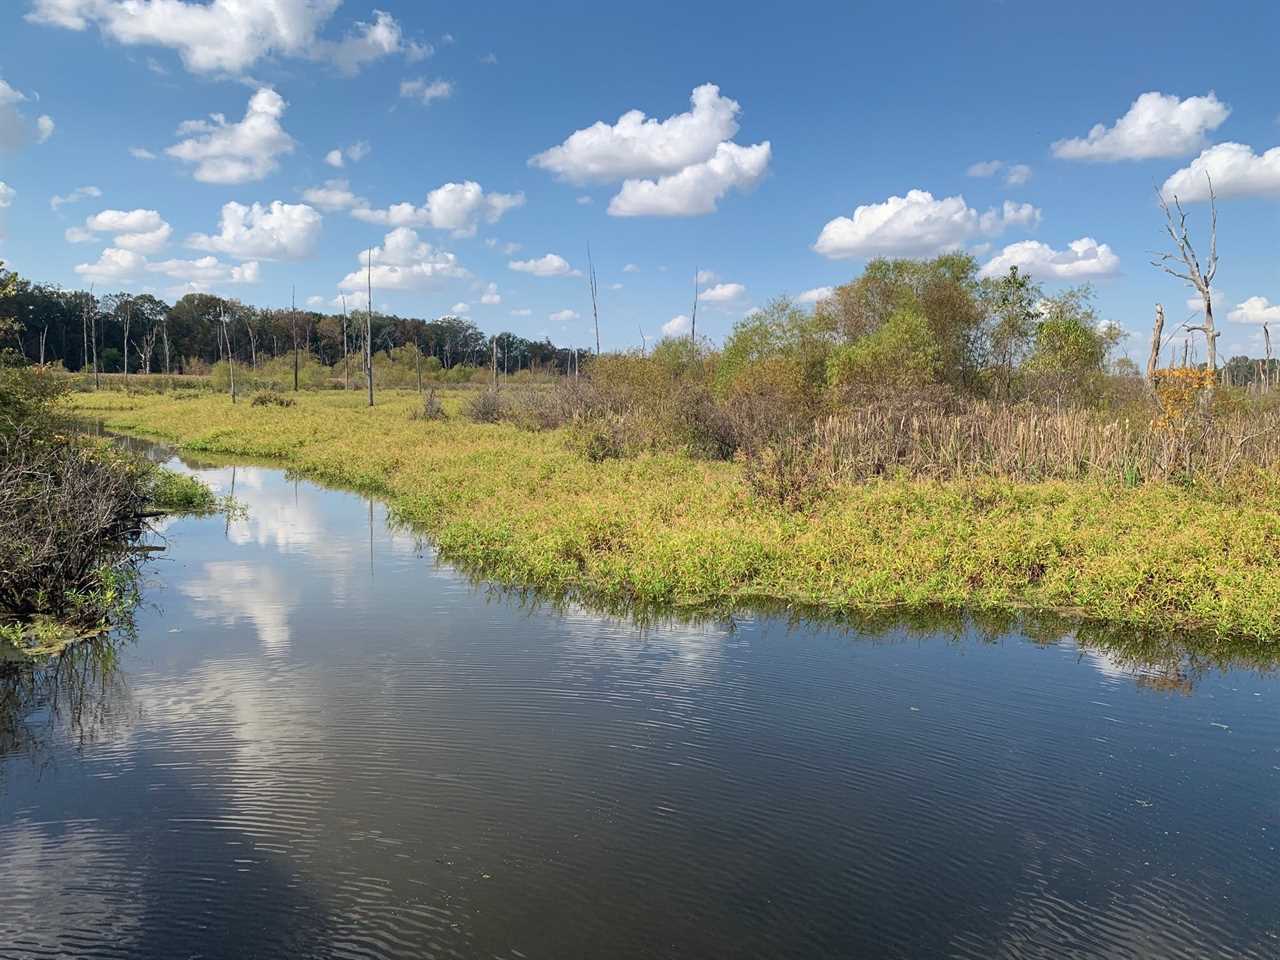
[806,403,1280,483]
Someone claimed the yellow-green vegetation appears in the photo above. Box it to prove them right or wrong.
[66,388,1280,641]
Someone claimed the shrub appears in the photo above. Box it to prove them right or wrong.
[737,431,833,511]
[568,416,628,462]
[826,306,940,399]
[409,387,448,422]
[251,389,295,407]
[464,390,505,423]
[149,468,218,512]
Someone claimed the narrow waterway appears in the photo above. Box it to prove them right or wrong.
[2,445,1277,958]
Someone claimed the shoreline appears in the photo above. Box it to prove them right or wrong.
[66,389,1280,643]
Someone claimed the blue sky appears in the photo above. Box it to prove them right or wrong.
[2,1,1280,358]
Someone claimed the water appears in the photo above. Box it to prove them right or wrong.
[2,448,1278,958]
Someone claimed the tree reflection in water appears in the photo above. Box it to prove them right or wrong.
[0,634,134,775]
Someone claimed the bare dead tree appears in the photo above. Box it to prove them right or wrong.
[587,245,601,355]
[340,294,350,390]
[366,248,374,407]
[1153,175,1219,378]
[638,324,647,356]
[89,296,100,388]
[1266,323,1274,391]
[121,296,131,380]
[159,312,171,375]
[291,286,299,392]
[690,269,699,345]
[491,334,498,392]
[220,307,236,403]
[244,309,257,369]
[137,326,157,374]
[80,291,89,376]
[1146,303,1165,384]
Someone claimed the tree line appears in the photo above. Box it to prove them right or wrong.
[0,281,589,378]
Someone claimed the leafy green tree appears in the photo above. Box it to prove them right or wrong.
[819,254,985,392]
[1024,286,1121,407]
[826,306,941,397]
[980,265,1041,400]
[715,296,830,398]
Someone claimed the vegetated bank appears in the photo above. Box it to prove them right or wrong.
[66,371,1280,643]
[1,265,221,657]
[27,247,1280,643]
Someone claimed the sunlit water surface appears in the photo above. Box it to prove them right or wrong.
[2,449,1277,958]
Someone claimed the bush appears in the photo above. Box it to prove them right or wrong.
[409,387,447,422]
[464,390,505,423]
[737,432,833,511]
[568,416,628,462]
[251,389,295,407]
[0,429,150,625]
[149,468,218,512]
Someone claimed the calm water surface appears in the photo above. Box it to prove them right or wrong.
[2,448,1277,958]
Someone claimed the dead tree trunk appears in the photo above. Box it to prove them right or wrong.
[690,269,699,346]
[1146,303,1165,385]
[341,295,350,390]
[1266,323,1274,391]
[122,300,131,380]
[291,289,299,392]
[1154,174,1220,383]
[587,245,601,355]
[365,248,374,407]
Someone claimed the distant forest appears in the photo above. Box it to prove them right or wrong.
[0,278,586,376]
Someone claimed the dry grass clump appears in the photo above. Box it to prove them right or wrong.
[409,387,448,422]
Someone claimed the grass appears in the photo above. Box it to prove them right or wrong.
[64,388,1280,642]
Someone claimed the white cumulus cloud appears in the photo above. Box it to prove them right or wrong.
[314,10,429,76]
[0,77,53,150]
[337,227,467,294]
[608,140,770,217]
[1162,142,1280,201]
[549,309,579,324]
[700,282,745,302]
[979,237,1119,280]
[1052,91,1229,161]
[797,286,834,304]
[1227,297,1280,324]
[400,77,453,105]
[351,181,524,236]
[509,253,580,278]
[68,208,172,253]
[323,139,370,168]
[0,181,15,208]
[1005,164,1032,186]
[50,185,102,210]
[531,83,742,183]
[188,200,321,260]
[967,159,1031,186]
[166,88,294,184]
[27,1,421,76]
[813,190,1040,260]
[662,314,691,337]
[479,282,501,305]
[74,246,146,282]
[148,255,260,285]
[301,179,368,212]
[533,84,770,218]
